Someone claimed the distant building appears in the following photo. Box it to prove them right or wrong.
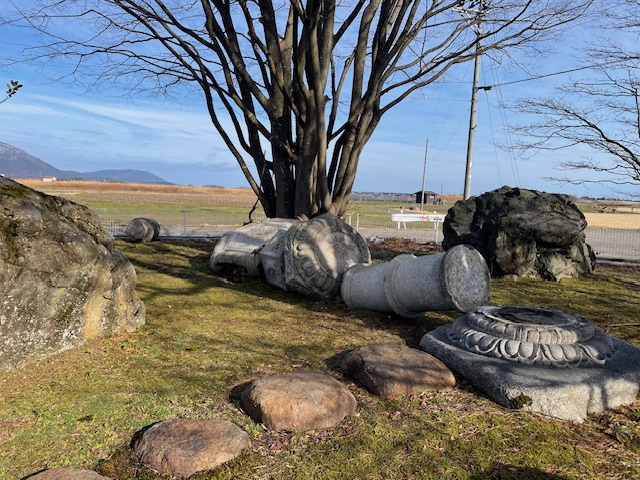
[42,176,57,182]
[414,190,439,205]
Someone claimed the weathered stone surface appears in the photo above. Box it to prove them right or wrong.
[442,186,595,280]
[447,306,617,368]
[210,218,300,277]
[342,344,456,399]
[125,217,160,242]
[131,418,249,479]
[283,213,371,300]
[241,370,357,431]
[420,307,640,422]
[25,467,112,479]
[259,229,292,290]
[341,244,490,317]
[0,177,145,371]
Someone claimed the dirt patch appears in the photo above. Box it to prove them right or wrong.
[369,237,443,261]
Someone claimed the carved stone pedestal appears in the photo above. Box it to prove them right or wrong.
[420,306,640,422]
[282,213,371,300]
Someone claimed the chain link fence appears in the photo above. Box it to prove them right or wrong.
[96,209,640,262]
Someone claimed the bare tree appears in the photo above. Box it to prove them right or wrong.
[8,0,592,217]
[509,1,640,194]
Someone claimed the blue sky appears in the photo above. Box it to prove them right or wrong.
[0,2,634,199]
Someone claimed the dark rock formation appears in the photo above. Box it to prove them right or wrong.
[0,177,145,371]
[132,418,249,478]
[443,186,595,280]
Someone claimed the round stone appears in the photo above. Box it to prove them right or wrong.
[131,418,249,478]
[240,370,357,431]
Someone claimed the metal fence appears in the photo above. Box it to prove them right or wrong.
[96,209,640,262]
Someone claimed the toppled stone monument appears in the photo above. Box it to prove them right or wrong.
[211,214,370,301]
[341,244,490,317]
[281,213,371,300]
[126,217,160,242]
[0,177,145,371]
[443,186,595,280]
[210,218,300,277]
[420,305,640,422]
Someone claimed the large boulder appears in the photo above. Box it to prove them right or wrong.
[0,177,145,371]
[442,186,595,280]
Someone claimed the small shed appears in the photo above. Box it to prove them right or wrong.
[42,176,58,182]
[414,190,438,205]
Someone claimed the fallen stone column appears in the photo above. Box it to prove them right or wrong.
[419,305,640,422]
[341,244,490,318]
[210,218,300,277]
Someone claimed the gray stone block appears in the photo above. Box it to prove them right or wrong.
[420,320,640,422]
[210,218,300,277]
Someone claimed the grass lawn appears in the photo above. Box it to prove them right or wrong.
[1,239,639,479]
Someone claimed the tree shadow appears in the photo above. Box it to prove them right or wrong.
[118,238,457,348]
[469,464,570,480]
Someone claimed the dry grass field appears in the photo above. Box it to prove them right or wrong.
[583,213,640,229]
[18,180,259,209]
[17,179,640,229]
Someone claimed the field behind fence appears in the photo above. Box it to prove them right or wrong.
[96,208,640,262]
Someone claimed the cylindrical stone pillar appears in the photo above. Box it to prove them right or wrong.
[341,244,490,318]
[340,255,413,313]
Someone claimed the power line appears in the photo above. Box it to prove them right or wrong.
[489,65,594,88]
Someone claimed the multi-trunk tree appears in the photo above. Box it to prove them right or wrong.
[10,0,593,217]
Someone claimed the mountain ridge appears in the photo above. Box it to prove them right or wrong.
[0,141,171,184]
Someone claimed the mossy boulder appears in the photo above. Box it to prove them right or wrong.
[0,177,145,371]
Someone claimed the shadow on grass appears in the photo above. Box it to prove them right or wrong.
[469,464,570,480]
[117,239,456,349]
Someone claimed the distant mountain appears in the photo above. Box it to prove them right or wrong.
[0,141,171,184]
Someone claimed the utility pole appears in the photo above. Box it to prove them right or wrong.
[454,1,489,200]
[420,139,428,211]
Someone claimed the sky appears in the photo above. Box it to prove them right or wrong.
[0,2,636,199]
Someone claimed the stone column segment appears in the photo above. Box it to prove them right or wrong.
[341,244,490,318]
